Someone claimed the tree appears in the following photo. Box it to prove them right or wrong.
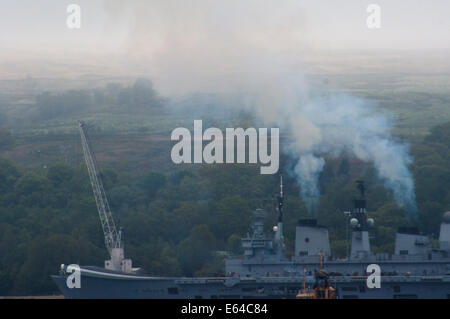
[227,234,243,255]
[425,122,450,144]
[0,129,14,151]
[211,195,251,241]
[418,201,445,235]
[14,172,52,208]
[414,165,450,204]
[139,172,166,200]
[132,78,159,109]
[0,157,19,194]
[177,225,216,276]
[47,163,74,187]
[14,234,103,295]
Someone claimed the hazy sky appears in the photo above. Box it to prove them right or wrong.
[1,0,449,91]
[2,0,450,53]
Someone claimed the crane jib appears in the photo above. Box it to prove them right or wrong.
[78,122,121,253]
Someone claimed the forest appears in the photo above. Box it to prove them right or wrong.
[0,79,449,296]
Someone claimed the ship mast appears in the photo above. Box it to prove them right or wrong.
[348,180,373,260]
[279,175,283,222]
[274,174,285,255]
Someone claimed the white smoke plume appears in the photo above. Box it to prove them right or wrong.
[238,76,417,218]
[103,0,418,219]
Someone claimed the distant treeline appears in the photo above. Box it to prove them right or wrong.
[35,78,165,120]
[0,121,449,296]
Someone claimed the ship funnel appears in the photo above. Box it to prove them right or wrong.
[394,227,430,255]
[295,219,331,258]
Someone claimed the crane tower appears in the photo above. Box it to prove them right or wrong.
[78,121,134,273]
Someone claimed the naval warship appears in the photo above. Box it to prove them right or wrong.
[51,123,450,299]
[52,178,450,299]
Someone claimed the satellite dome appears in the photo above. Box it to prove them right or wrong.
[443,211,450,223]
[350,218,359,227]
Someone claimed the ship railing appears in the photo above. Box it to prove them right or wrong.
[391,255,428,261]
[331,275,444,282]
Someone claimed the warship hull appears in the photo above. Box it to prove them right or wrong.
[51,266,450,299]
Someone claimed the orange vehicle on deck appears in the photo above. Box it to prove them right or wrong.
[296,253,336,299]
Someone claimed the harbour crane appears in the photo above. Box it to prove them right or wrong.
[78,121,134,273]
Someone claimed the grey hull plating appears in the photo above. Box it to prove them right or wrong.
[51,266,450,299]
